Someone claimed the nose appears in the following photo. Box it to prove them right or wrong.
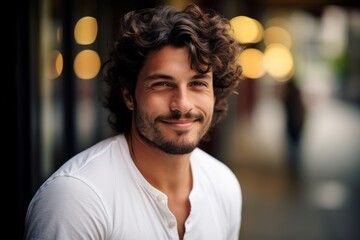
[169,86,194,114]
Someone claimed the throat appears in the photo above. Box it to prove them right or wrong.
[126,133,193,239]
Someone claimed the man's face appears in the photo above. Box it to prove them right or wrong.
[132,45,215,154]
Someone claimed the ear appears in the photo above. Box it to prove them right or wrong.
[122,88,134,110]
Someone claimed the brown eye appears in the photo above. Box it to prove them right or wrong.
[150,81,172,90]
[190,81,208,88]
[152,82,169,87]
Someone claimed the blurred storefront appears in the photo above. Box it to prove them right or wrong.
[12,0,360,239]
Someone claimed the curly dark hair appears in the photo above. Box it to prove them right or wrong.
[102,3,243,136]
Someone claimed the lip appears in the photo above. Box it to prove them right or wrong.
[161,119,196,129]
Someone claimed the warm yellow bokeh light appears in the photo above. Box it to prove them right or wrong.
[230,16,263,44]
[49,50,63,79]
[74,16,98,45]
[55,52,63,77]
[238,48,265,79]
[263,44,294,81]
[264,26,292,48]
[74,50,101,79]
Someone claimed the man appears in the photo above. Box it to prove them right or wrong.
[25,3,243,239]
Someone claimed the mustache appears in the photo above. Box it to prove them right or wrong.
[156,110,203,122]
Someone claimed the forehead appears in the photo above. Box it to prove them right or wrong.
[139,46,192,77]
[140,45,212,76]
[144,45,190,65]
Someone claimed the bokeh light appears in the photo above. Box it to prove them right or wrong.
[73,49,101,79]
[263,26,292,48]
[74,16,98,45]
[263,43,294,81]
[238,48,266,79]
[230,16,264,44]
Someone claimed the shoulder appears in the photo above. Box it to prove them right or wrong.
[25,176,109,239]
[50,134,127,178]
[191,148,241,194]
[25,135,129,239]
[190,148,242,235]
[191,148,238,181]
[32,134,129,209]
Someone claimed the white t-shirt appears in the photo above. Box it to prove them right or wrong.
[24,134,242,240]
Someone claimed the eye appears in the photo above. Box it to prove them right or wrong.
[190,81,208,88]
[150,81,172,89]
[152,82,168,87]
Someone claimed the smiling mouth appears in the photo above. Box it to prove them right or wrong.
[161,116,203,131]
[157,111,203,130]
[161,118,197,128]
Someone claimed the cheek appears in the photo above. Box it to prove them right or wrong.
[135,94,170,118]
[139,94,169,108]
[194,93,215,113]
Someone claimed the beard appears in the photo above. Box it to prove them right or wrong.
[133,106,212,155]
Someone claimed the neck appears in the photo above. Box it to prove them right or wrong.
[126,132,192,192]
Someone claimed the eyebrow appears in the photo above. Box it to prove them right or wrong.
[144,73,212,82]
[144,74,174,81]
[192,73,212,80]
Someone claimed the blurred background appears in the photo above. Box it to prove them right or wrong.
[10,0,360,239]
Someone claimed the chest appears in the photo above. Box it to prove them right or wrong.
[109,189,227,240]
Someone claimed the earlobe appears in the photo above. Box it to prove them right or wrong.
[122,88,134,110]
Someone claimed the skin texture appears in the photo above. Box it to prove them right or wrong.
[123,45,215,239]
